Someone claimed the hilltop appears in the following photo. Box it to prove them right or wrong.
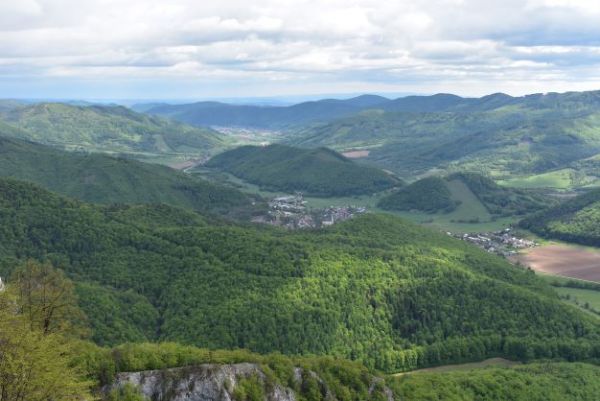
[378,173,552,217]
[0,134,258,218]
[0,178,598,373]
[205,144,401,196]
[0,102,226,158]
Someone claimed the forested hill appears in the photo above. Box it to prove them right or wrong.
[1,177,599,373]
[289,90,600,178]
[520,187,600,246]
[0,102,225,156]
[0,135,258,218]
[205,144,401,196]
[378,173,551,216]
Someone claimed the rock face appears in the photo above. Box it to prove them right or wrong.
[109,363,395,401]
[110,363,295,401]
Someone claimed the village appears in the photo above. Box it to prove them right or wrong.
[253,193,367,229]
[449,228,537,257]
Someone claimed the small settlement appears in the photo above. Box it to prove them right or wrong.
[253,193,366,229]
[449,228,537,257]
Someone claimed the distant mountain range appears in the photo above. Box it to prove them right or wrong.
[135,90,600,129]
[134,94,391,128]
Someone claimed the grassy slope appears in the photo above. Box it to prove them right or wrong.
[0,135,257,218]
[1,178,599,373]
[206,144,401,196]
[0,102,226,158]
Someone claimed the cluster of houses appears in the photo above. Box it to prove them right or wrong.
[450,228,537,257]
[257,194,366,229]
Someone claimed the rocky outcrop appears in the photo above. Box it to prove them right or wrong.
[108,363,394,401]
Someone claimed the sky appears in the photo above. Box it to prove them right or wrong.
[2,0,600,100]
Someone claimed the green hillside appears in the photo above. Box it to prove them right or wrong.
[1,178,599,374]
[205,144,401,196]
[378,173,551,217]
[0,135,258,218]
[520,188,600,246]
[289,91,600,182]
[0,102,226,158]
[392,362,600,401]
[378,176,457,213]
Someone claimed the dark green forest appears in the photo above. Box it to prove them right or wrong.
[378,176,456,213]
[0,135,261,219]
[206,144,401,196]
[378,172,550,216]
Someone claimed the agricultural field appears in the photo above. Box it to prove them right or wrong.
[513,244,600,283]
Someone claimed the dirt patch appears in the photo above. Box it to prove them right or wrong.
[512,244,600,283]
[342,150,370,158]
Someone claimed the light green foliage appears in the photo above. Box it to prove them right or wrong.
[0,262,92,401]
[106,384,147,401]
[1,178,599,374]
[391,363,600,401]
[233,374,265,401]
[206,144,401,196]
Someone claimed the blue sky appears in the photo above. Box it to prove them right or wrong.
[2,0,600,100]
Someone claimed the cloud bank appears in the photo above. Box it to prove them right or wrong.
[2,0,600,98]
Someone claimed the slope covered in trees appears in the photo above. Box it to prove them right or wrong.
[0,178,598,373]
[378,173,550,217]
[0,102,226,157]
[0,135,259,218]
[378,176,456,213]
[289,90,600,179]
[520,187,600,246]
[206,144,401,196]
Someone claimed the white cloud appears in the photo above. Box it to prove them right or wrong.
[1,0,600,98]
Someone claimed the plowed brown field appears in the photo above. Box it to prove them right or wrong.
[512,244,600,283]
